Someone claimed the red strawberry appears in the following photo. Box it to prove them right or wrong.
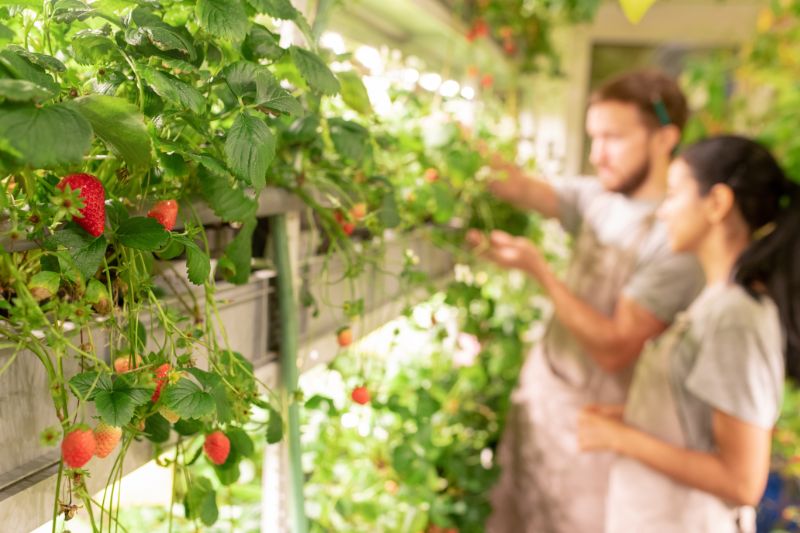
[337,327,352,347]
[424,168,439,183]
[151,363,171,403]
[472,18,489,38]
[334,210,355,236]
[466,65,479,78]
[204,431,230,465]
[61,428,96,468]
[499,26,514,39]
[57,173,105,237]
[480,74,494,88]
[503,40,517,55]
[147,200,178,231]
[349,203,367,221]
[93,423,122,459]
[351,386,370,405]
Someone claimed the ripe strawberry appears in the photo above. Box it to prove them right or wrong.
[337,326,352,347]
[147,200,178,231]
[424,168,439,183]
[351,386,370,405]
[204,431,231,465]
[466,65,479,78]
[61,427,96,468]
[151,363,171,403]
[349,203,367,221]
[57,173,105,237]
[113,354,142,373]
[93,423,122,459]
[472,18,489,38]
[333,210,355,236]
[503,40,517,55]
[480,74,494,88]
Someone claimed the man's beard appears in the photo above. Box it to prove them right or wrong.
[611,157,650,196]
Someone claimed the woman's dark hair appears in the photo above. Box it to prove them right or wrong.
[680,135,800,380]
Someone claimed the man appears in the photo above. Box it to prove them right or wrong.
[471,69,705,532]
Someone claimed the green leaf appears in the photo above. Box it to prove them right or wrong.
[211,385,233,424]
[247,0,299,19]
[213,460,240,485]
[0,104,92,169]
[140,67,205,114]
[71,31,119,66]
[196,0,248,41]
[45,229,107,281]
[255,70,302,116]
[242,24,284,61]
[52,0,94,22]
[0,79,54,102]
[117,217,170,251]
[225,111,275,189]
[173,418,202,436]
[619,0,658,24]
[221,218,255,284]
[0,23,14,42]
[163,378,215,419]
[227,427,254,458]
[380,191,400,228]
[93,375,152,426]
[6,46,65,73]
[68,371,106,401]
[289,47,339,95]
[196,157,258,222]
[220,61,262,99]
[144,413,171,443]
[70,95,153,168]
[184,240,211,285]
[266,406,283,444]
[126,13,196,61]
[338,71,372,115]
[0,48,59,93]
[185,477,219,526]
[328,118,369,162]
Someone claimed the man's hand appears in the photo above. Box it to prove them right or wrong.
[482,154,560,218]
[467,229,549,279]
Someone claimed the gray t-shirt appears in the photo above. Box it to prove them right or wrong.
[544,177,705,392]
[607,283,785,532]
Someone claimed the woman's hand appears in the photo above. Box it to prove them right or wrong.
[578,405,629,452]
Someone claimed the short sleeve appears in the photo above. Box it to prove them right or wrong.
[685,323,785,429]
[622,250,705,323]
[552,177,604,235]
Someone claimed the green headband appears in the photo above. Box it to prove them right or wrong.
[652,96,671,126]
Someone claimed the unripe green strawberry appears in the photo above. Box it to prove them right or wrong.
[93,423,122,458]
[61,427,96,468]
[85,279,111,314]
[29,271,60,301]
[204,431,230,465]
[56,173,106,237]
[147,200,178,231]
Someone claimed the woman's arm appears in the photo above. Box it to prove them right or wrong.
[578,406,772,506]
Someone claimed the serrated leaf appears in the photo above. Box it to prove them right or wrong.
[211,385,233,424]
[196,0,248,41]
[174,418,202,436]
[176,237,211,285]
[338,71,372,115]
[144,413,171,443]
[0,79,54,102]
[221,218,255,284]
[213,460,240,485]
[196,157,258,222]
[266,406,283,444]
[255,70,302,115]
[70,95,153,168]
[117,217,170,251]
[69,371,107,401]
[0,24,14,42]
[140,66,205,114]
[186,477,218,526]
[619,0,658,24]
[225,111,275,189]
[220,61,261,99]
[95,390,134,426]
[0,48,59,93]
[52,0,94,22]
[0,104,92,169]
[247,0,299,19]
[45,229,107,281]
[328,118,369,162]
[163,378,215,419]
[227,427,254,458]
[242,24,284,61]
[6,45,65,73]
[290,47,339,95]
[380,190,400,228]
[126,17,196,61]
[72,31,119,66]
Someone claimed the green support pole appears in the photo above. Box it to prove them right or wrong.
[270,214,308,533]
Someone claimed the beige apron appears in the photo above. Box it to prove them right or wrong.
[487,207,655,533]
[606,310,754,533]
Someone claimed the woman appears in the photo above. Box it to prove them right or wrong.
[577,135,800,532]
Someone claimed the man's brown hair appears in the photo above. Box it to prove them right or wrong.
[590,69,689,132]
